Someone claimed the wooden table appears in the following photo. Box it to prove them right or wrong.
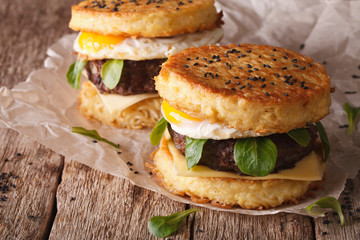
[0,0,359,239]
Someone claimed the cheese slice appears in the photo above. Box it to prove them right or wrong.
[165,130,326,181]
[90,82,158,113]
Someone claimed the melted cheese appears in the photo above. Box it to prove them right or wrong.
[91,82,158,113]
[164,130,326,181]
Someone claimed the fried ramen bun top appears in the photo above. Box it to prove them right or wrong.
[70,0,222,38]
[155,44,331,134]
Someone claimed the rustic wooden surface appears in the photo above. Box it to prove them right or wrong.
[0,0,359,239]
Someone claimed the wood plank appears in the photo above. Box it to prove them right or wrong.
[50,159,190,239]
[191,209,314,240]
[0,128,63,240]
[313,172,360,240]
[0,0,78,88]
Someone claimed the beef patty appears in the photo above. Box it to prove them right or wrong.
[85,59,166,96]
[168,123,319,175]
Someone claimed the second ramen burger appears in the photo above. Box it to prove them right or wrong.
[150,44,331,209]
[67,0,223,129]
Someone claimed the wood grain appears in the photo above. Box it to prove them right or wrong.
[0,128,63,240]
[50,159,189,240]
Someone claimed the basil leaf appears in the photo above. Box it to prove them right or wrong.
[344,102,360,135]
[306,196,344,226]
[66,60,87,89]
[234,137,277,177]
[71,127,120,149]
[185,137,207,170]
[101,59,124,89]
[148,208,200,238]
[315,121,330,161]
[287,127,310,147]
[150,117,168,145]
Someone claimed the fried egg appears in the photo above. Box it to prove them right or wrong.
[73,28,224,61]
[162,101,271,140]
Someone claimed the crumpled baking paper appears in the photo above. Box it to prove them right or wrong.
[0,0,359,215]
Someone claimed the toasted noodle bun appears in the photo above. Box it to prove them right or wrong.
[70,0,222,38]
[155,44,331,134]
[78,82,161,129]
[150,133,314,209]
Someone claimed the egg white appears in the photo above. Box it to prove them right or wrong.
[162,106,271,140]
[73,28,223,61]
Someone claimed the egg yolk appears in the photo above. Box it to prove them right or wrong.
[162,101,202,124]
[78,32,126,53]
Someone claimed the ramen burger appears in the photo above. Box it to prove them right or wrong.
[150,44,331,209]
[66,0,223,129]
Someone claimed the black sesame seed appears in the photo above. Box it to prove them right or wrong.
[129,168,133,171]
[283,56,288,59]
[231,88,236,91]
[345,91,357,94]
[92,140,97,143]
[352,75,360,79]
[292,59,297,63]
[247,64,252,68]
[284,93,289,96]
[248,70,253,73]
[215,73,219,77]
[225,80,231,85]
[236,82,240,85]
[134,171,139,174]
[300,44,305,50]
[247,83,252,88]
[293,64,299,67]
[194,62,199,66]
[187,58,190,60]
[261,84,266,88]
[16,153,21,156]
[309,63,312,67]
[239,67,243,69]
[258,55,262,58]
[270,54,275,57]
[322,232,328,236]
[204,65,208,67]
[246,50,252,53]
[288,82,293,85]
[322,61,327,65]
[265,92,270,96]
[271,82,275,85]
[239,86,246,90]
[184,65,189,68]
[4,158,8,162]
[273,59,277,61]
[216,59,221,62]
[282,67,287,70]
[149,171,153,175]
[117,152,122,154]
[228,65,231,69]
[273,48,277,51]
[275,73,280,77]
[241,54,246,57]
[303,86,309,90]
[196,57,199,60]
[28,215,35,219]
[234,76,240,79]
[254,68,259,71]
[208,60,213,64]
[112,7,118,11]
[202,57,207,61]
[300,66,306,70]
[293,79,297,82]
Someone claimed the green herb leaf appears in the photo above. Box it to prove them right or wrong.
[306,196,344,226]
[287,127,310,147]
[185,137,207,170]
[150,117,168,145]
[315,121,330,161]
[101,59,124,89]
[344,102,360,135]
[66,60,87,89]
[71,127,120,149]
[148,208,200,238]
[234,137,277,177]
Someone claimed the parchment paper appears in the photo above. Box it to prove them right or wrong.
[0,0,359,216]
